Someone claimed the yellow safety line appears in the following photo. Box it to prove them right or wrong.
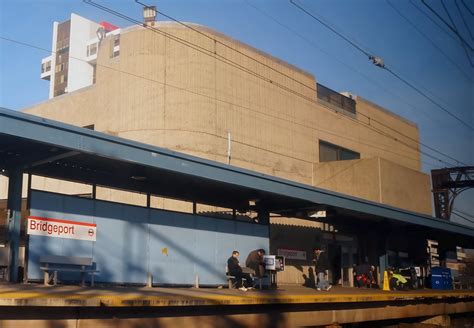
[1,290,474,307]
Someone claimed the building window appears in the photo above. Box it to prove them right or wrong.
[87,43,98,56]
[41,62,51,73]
[55,63,66,73]
[319,140,360,162]
[317,83,356,115]
[111,34,120,58]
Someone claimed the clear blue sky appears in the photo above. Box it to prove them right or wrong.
[0,0,473,224]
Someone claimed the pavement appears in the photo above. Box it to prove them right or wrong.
[1,283,473,307]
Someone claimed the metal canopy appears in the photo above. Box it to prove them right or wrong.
[1,107,474,238]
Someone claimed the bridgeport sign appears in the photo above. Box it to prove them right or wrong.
[27,216,97,241]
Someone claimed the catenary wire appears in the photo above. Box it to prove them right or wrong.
[440,0,474,67]
[82,0,468,166]
[0,35,449,170]
[93,0,469,165]
[452,210,474,224]
[410,0,465,46]
[244,0,468,167]
[421,0,474,51]
[133,0,470,166]
[455,0,474,41]
[134,0,318,96]
[288,0,371,57]
[461,0,474,15]
[453,208,474,219]
[386,0,473,82]
[289,0,474,131]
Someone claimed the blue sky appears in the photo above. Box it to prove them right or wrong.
[0,0,473,224]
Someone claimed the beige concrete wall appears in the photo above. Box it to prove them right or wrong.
[16,22,430,213]
[379,157,432,214]
[313,158,381,203]
[313,157,432,214]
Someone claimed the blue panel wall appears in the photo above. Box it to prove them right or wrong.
[27,191,269,285]
[28,192,95,281]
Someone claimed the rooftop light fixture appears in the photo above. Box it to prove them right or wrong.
[143,6,157,24]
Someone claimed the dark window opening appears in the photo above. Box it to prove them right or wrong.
[317,83,356,115]
[319,140,360,162]
[111,34,120,58]
[83,124,95,130]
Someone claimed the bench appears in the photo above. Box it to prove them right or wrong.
[39,255,99,287]
[226,266,265,289]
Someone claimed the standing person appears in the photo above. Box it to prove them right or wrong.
[246,248,266,278]
[227,250,253,291]
[313,246,332,291]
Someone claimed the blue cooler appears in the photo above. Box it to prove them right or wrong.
[431,267,453,290]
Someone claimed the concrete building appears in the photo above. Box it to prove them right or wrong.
[1,13,435,285]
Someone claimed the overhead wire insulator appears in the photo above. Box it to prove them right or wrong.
[369,55,385,68]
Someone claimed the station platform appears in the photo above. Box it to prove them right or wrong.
[1,283,473,307]
[2,283,474,327]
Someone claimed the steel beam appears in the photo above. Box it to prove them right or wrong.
[6,169,23,282]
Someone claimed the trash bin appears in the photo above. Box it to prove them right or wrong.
[431,267,453,290]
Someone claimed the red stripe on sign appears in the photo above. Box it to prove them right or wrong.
[27,216,96,227]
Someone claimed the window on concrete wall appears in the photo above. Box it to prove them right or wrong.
[317,83,356,115]
[111,34,120,58]
[87,43,98,57]
[319,140,360,162]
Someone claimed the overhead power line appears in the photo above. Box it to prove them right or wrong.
[453,207,474,219]
[133,0,468,166]
[409,0,465,46]
[1,35,447,169]
[245,0,468,167]
[452,209,474,224]
[2,0,455,168]
[288,0,371,58]
[386,0,473,82]
[461,0,474,15]
[455,0,474,42]
[421,0,474,51]
[83,0,469,166]
[440,0,474,67]
[289,0,474,131]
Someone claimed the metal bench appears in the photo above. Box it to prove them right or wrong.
[226,265,244,289]
[39,255,99,287]
[226,266,265,289]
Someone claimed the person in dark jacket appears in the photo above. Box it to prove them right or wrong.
[312,247,331,291]
[245,248,266,277]
[227,250,253,290]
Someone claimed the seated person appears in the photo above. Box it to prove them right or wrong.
[227,250,253,291]
[245,248,266,278]
[355,263,371,288]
